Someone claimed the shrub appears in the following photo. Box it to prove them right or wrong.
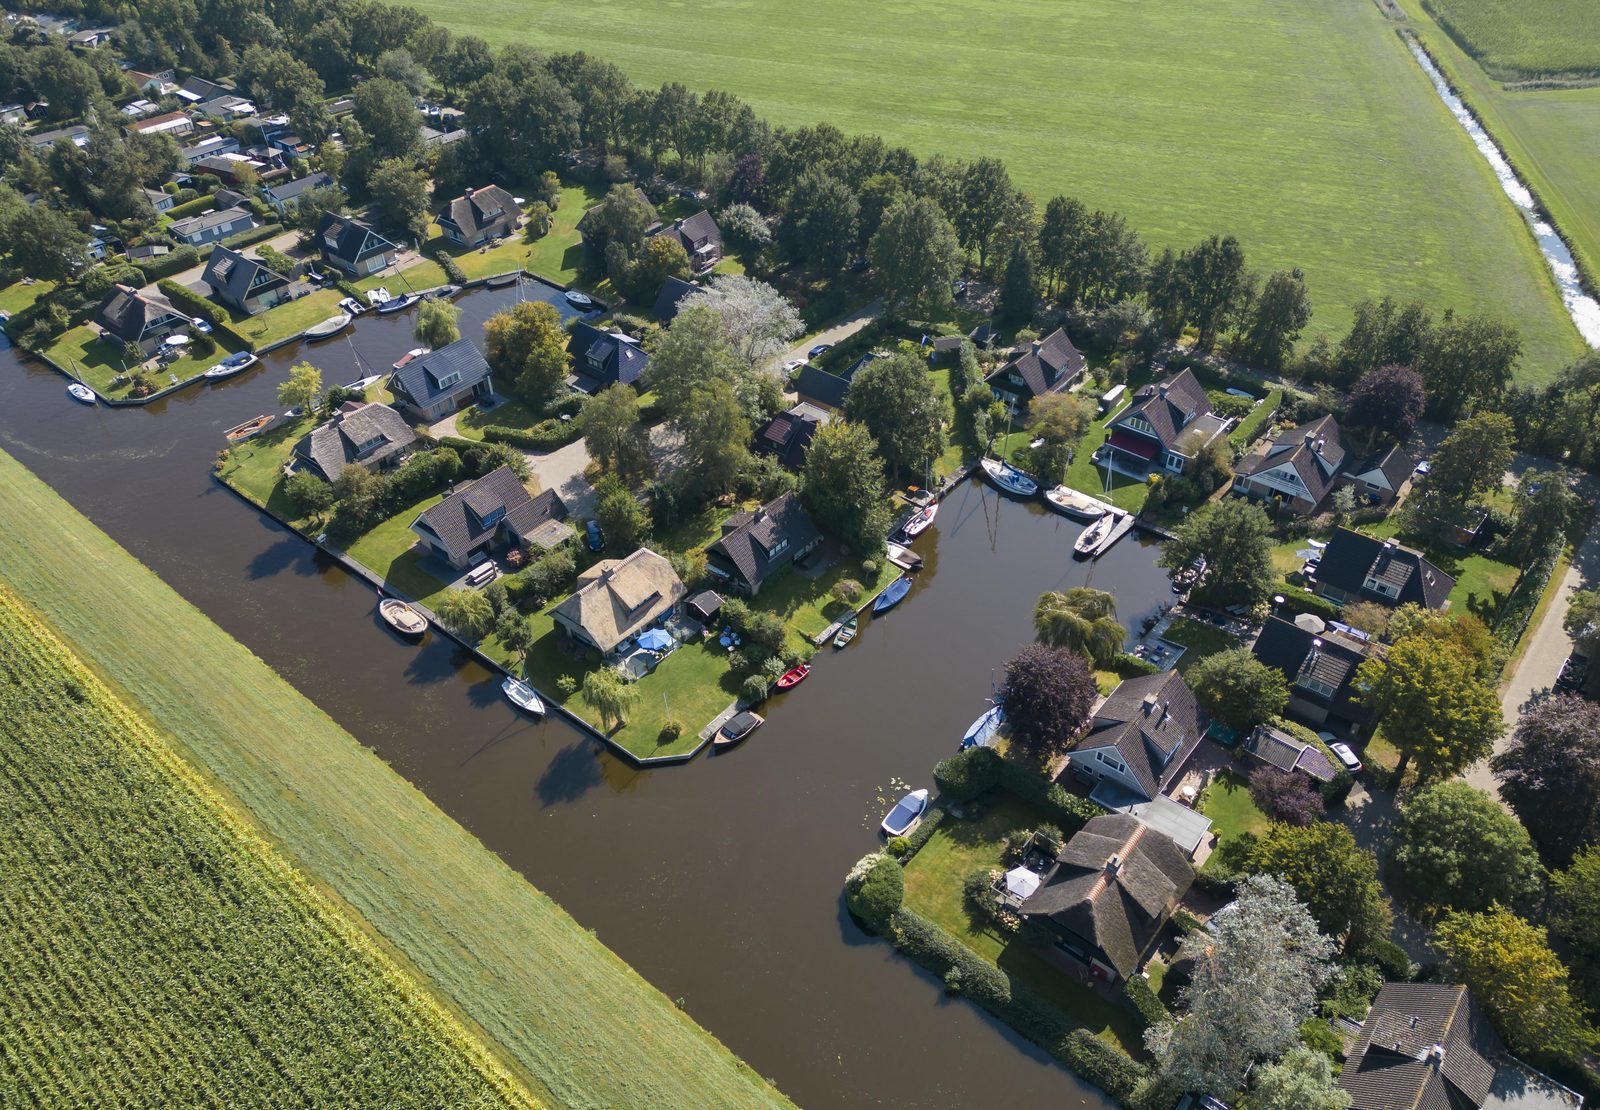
[860,558,880,578]
[831,578,864,606]
[556,674,578,698]
[1121,974,1170,1026]
[886,835,911,858]
[1170,908,1204,935]
[157,278,222,325]
[481,420,582,452]
[433,249,467,285]
[135,244,200,284]
[932,745,1002,802]
[657,720,682,745]
[963,866,999,910]
[899,805,945,861]
[1356,936,1417,982]
[844,852,904,931]
[1059,1029,1146,1102]
[741,673,769,704]
[1249,765,1325,826]
[1276,583,1341,621]
[996,759,1100,833]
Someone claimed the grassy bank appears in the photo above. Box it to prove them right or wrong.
[0,448,792,1110]
[0,585,534,1109]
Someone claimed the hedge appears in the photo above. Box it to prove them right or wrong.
[932,745,1002,802]
[997,759,1100,834]
[220,222,284,250]
[158,278,222,324]
[163,194,218,221]
[1121,974,1170,1026]
[1275,583,1341,622]
[481,420,581,452]
[1108,652,1161,678]
[135,244,200,284]
[433,249,467,285]
[897,805,945,863]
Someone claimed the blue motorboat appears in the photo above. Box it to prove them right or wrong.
[872,577,911,614]
[960,704,1005,750]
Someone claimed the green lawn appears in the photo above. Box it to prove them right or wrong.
[215,411,319,518]
[0,279,53,316]
[341,492,451,607]
[0,448,793,1109]
[453,397,547,441]
[44,324,247,399]
[1160,617,1242,674]
[1419,0,1600,79]
[232,289,347,348]
[1361,517,1519,621]
[902,795,1147,1055]
[415,0,1585,379]
[1196,771,1269,873]
[1065,412,1153,515]
[751,555,898,647]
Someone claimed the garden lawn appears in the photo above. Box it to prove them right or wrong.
[233,288,346,347]
[0,279,53,316]
[752,556,898,648]
[1160,617,1243,674]
[453,397,546,441]
[1196,771,1269,873]
[1362,517,1518,621]
[215,411,320,518]
[1065,418,1151,515]
[414,0,1586,379]
[341,493,451,608]
[44,325,246,399]
[901,795,1146,1055]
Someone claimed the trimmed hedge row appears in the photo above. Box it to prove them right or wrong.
[1275,582,1341,622]
[481,421,582,453]
[434,250,467,285]
[220,222,284,251]
[155,279,254,351]
[135,244,201,284]
[1121,974,1170,1026]
[931,747,1100,833]
[163,194,218,221]
[1108,652,1161,678]
[897,805,946,863]
[889,908,1146,1104]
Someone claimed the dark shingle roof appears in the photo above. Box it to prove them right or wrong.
[1110,367,1213,450]
[567,322,647,392]
[266,171,334,205]
[651,210,722,256]
[1252,616,1376,719]
[171,207,256,239]
[293,402,416,481]
[756,402,829,471]
[1347,444,1414,492]
[315,211,396,264]
[1019,813,1194,978]
[437,185,518,241]
[1243,725,1337,782]
[1340,984,1503,1110]
[1074,671,1206,799]
[706,492,821,592]
[795,364,851,409]
[201,246,289,308]
[95,284,185,342]
[983,327,1086,400]
[1234,414,1347,505]
[389,339,491,409]
[653,276,700,322]
[1315,528,1455,610]
[411,466,560,565]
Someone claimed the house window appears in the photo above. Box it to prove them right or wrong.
[353,435,386,456]
[475,506,505,528]
[1165,454,1184,471]
[1296,675,1337,699]
[435,371,462,390]
[766,538,789,559]
[1362,576,1399,599]
[588,350,605,370]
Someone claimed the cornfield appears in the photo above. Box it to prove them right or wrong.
[0,587,536,1109]
[1424,0,1600,79]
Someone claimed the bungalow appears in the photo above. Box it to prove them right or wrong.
[121,99,161,120]
[653,276,701,323]
[125,243,170,262]
[200,246,290,315]
[1341,983,1582,1110]
[756,401,831,471]
[176,76,231,105]
[179,134,241,166]
[125,111,193,139]
[126,68,177,96]
[705,492,823,596]
[67,27,114,48]
[195,94,256,120]
[315,211,398,276]
[1342,443,1413,507]
[292,401,417,482]
[1231,414,1347,514]
[650,210,722,273]
[1312,528,1455,611]
[1252,615,1380,732]
[983,328,1087,415]
[419,124,466,150]
[388,338,494,423]
[551,547,686,657]
[410,466,566,571]
[170,206,256,247]
[436,185,520,247]
[1241,724,1338,783]
[191,153,266,185]
[794,363,853,412]
[1102,368,1228,475]
[29,125,89,150]
[94,284,191,351]
[567,322,648,394]
[1018,813,1194,983]
[262,171,334,216]
[1062,670,1206,804]
[0,103,25,126]
[929,335,966,363]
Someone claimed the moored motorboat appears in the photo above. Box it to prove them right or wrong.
[366,287,391,308]
[337,296,366,316]
[66,382,97,405]
[304,313,352,341]
[1044,485,1107,521]
[960,705,1005,750]
[833,615,857,648]
[486,273,519,288]
[378,598,428,637]
[881,788,930,837]
[392,347,428,371]
[871,577,911,615]
[376,292,419,314]
[1073,514,1112,557]
[714,709,764,748]
[564,288,594,309]
[203,351,259,380]
[902,503,937,537]
[776,663,811,689]
[224,413,275,441]
[980,457,1039,498]
[501,676,545,716]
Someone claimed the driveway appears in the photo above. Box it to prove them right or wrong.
[1336,777,1437,963]
[520,422,681,524]
[764,299,882,377]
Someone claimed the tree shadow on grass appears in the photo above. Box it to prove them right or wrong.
[535,740,603,806]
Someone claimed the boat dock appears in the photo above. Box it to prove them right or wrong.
[1081,509,1136,559]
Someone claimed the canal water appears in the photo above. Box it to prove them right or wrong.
[0,295,1173,1107]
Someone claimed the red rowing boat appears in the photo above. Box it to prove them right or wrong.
[776,664,811,689]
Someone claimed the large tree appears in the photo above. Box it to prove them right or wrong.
[673,378,749,500]
[2,203,88,281]
[581,667,636,730]
[1247,821,1392,951]
[1237,268,1311,371]
[801,419,891,554]
[1344,363,1425,442]
[592,474,651,553]
[483,300,569,409]
[1566,588,1600,657]
[412,296,459,350]
[1504,468,1584,579]
[579,182,658,262]
[1036,194,1086,299]
[580,384,653,481]
[352,76,421,161]
[779,171,858,273]
[1389,781,1543,914]
[1406,411,1514,538]
[1180,234,1248,353]
[689,275,802,369]
[1418,312,1520,420]
[643,303,743,422]
[868,195,961,320]
[1493,694,1600,866]
[1146,875,1335,1098]
[995,643,1097,765]
[1246,1046,1351,1110]
[365,157,430,239]
[842,351,948,483]
[435,589,494,641]
[1157,499,1276,607]
[1357,629,1503,782]
[994,238,1036,326]
[277,362,323,412]
[1552,846,1600,967]
[1032,588,1122,665]
[1185,648,1289,731]
[1024,392,1091,485]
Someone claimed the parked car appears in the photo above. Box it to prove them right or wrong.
[782,358,805,373]
[585,519,603,552]
[1556,652,1589,693]
[808,343,833,359]
[1326,739,1363,775]
[1414,459,1431,476]
[190,316,213,334]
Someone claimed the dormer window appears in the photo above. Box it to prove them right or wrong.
[353,434,386,456]
[765,537,790,560]
[473,505,505,529]
[1362,576,1399,598]
[588,350,605,370]
[323,232,339,250]
[434,371,462,390]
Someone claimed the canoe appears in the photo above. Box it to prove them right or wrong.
[980,457,1039,498]
[714,709,764,748]
[564,289,594,309]
[872,577,911,615]
[833,615,857,649]
[501,676,545,716]
[66,382,97,405]
[881,789,930,837]
[1043,485,1107,521]
[1073,515,1112,557]
[392,347,428,371]
[203,351,258,380]
[378,598,428,638]
[776,664,811,690]
[304,313,351,341]
[960,705,1005,750]
[377,292,419,315]
[902,504,937,537]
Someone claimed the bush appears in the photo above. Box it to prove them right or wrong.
[657,720,682,745]
[162,194,217,220]
[556,674,578,698]
[221,222,284,251]
[1059,1029,1146,1103]
[963,866,998,910]
[135,244,200,284]
[741,674,769,704]
[844,853,904,931]
[157,278,222,325]
[1276,583,1341,621]
[932,745,1002,802]
[284,471,334,515]
[886,835,911,858]
[433,249,467,285]
[481,421,581,452]
[1121,974,1170,1026]
[505,547,576,610]
[1170,908,1204,935]
[899,805,945,861]
[831,578,864,607]
[1108,652,1161,677]
[1357,936,1417,982]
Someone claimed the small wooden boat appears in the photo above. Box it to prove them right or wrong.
[881,788,930,837]
[304,313,352,341]
[392,347,428,371]
[377,292,419,315]
[378,598,428,638]
[872,577,911,615]
[776,664,811,690]
[833,615,857,649]
[1074,515,1112,557]
[902,503,937,537]
[715,709,764,748]
[486,272,519,288]
[225,413,275,441]
[1044,485,1107,521]
[66,382,97,405]
[203,351,259,380]
[337,296,366,316]
[960,705,1005,750]
[502,676,545,716]
[564,289,594,309]
[980,457,1039,498]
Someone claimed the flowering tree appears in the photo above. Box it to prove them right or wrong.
[1249,766,1323,827]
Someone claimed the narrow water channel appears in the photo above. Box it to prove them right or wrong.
[1405,37,1600,347]
[0,299,1166,1107]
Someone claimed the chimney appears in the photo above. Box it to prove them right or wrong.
[446,480,455,495]
[1031,340,1042,354]
[464,186,474,197]
[1304,431,1316,449]
[1158,384,1169,400]
[1104,854,1122,877]
[1142,692,1159,715]
[1427,1043,1446,1067]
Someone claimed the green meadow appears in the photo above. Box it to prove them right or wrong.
[413,0,1586,381]
[1421,0,1600,78]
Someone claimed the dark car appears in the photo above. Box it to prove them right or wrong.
[808,343,833,359]
[585,519,603,552]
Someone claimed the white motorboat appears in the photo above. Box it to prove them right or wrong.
[203,351,259,380]
[66,382,97,405]
[378,598,428,638]
[902,503,937,537]
[881,788,930,838]
[564,289,594,309]
[502,676,545,716]
[304,313,352,341]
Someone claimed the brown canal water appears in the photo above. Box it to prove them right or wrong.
[0,290,1172,1108]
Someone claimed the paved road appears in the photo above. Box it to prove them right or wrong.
[162,228,307,293]
[764,299,882,377]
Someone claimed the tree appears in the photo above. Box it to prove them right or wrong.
[643,303,743,422]
[1032,588,1122,666]
[1407,412,1514,537]
[1551,846,1600,965]
[802,419,892,554]
[581,384,652,480]
[1249,766,1324,827]
[953,157,1025,273]
[3,203,89,281]
[365,157,429,238]
[1504,468,1584,577]
[844,852,904,931]
[593,475,650,552]
[284,471,334,516]
[1186,648,1289,731]
[494,609,538,672]
[1146,875,1335,1098]
[1566,589,1600,657]
[623,234,690,303]
[435,589,494,640]
[868,195,961,319]
[1180,234,1248,353]
[1435,906,1594,1060]
[581,667,637,730]
[995,644,1097,765]
[842,351,947,483]
[1158,499,1276,607]
[483,301,569,410]
[1493,694,1600,866]
[463,64,579,182]
[673,378,749,500]
[1345,363,1425,442]
[1237,268,1311,371]
[353,76,422,160]
[1247,822,1392,950]
[690,275,802,369]
[1037,195,1086,298]
[780,171,858,273]
[1144,247,1187,338]
[995,238,1037,326]
[1331,296,1435,388]
[277,362,323,412]
[1246,1046,1350,1110]
[1389,781,1542,914]
[412,296,460,349]
[376,48,428,96]
[1357,630,1503,782]
[1418,312,1520,420]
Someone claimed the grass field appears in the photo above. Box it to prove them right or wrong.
[412,0,1585,379]
[1421,0,1600,78]
[44,325,247,399]
[0,587,533,1108]
[0,449,792,1110]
